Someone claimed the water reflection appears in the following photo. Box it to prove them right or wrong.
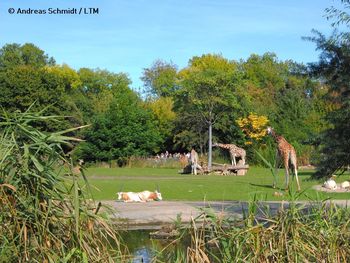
[121,229,162,262]
[122,228,188,262]
[132,247,153,263]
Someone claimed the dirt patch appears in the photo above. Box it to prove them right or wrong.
[312,184,350,193]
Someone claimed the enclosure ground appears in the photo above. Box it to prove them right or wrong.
[104,200,350,229]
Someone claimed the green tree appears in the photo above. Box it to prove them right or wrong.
[145,97,176,151]
[77,89,162,165]
[76,68,131,120]
[0,43,55,69]
[307,1,350,178]
[0,43,82,130]
[141,59,178,97]
[240,53,289,116]
[176,54,241,168]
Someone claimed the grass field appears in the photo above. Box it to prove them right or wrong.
[83,167,350,201]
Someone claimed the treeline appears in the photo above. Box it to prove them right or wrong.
[0,43,330,167]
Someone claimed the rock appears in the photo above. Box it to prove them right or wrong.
[341,181,350,189]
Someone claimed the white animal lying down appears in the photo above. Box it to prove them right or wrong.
[323,178,337,190]
[117,190,162,202]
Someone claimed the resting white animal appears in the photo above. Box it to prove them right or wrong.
[117,192,143,202]
[117,190,162,202]
[341,181,350,189]
[323,178,337,190]
[139,190,162,201]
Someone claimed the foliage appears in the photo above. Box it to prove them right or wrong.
[0,107,126,262]
[175,54,243,163]
[239,53,288,116]
[0,42,332,166]
[76,68,132,118]
[0,43,55,69]
[145,97,176,151]
[325,0,350,27]
[177,54,240,124]
[306,1,350,178]
[141,59,178,97]
[77,89,162,165]
[157,197,350,262]
[0,44,83,131]
[237,113,269,144]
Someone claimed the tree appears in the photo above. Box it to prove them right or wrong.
[237,113,269,145]
[0,43,55,70]
[76,68,131,120]
[145,97,176,151]
[176,54,241,168]
[77,89,162,165]
[306,1,350,178]
[240,53,289,116]
[0,43,83,130]
[141,59,178,97]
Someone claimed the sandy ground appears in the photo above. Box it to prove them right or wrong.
[102,200,350,229]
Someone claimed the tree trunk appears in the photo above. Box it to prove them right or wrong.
[208,121,212,170]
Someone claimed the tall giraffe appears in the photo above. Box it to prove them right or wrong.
[213,143,246,166]
[267,126,301,191]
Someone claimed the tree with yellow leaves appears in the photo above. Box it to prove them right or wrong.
[237,113,269,144]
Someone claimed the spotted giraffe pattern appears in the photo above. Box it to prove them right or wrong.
[213,143,246,166]
[267,127,301,191]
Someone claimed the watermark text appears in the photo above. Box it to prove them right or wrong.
[8,7,99,15]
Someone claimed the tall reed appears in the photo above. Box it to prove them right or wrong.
[155,195,350,262]
[0,106,127,262]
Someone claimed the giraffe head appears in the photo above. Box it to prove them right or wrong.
[266,126,274,135]
[212,142,218,147]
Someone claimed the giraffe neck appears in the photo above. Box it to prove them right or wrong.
[270,130,290,149]
[216,143,231,149]
[270,130,282,143]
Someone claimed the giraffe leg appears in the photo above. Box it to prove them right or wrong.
[294,167,300,191]
[290,153,301,191]
[284,155,290,191]
[284,168,290,191]
[231,153,236,166]
[273,150,279,189]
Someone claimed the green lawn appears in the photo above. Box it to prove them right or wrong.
[83,167,350,201]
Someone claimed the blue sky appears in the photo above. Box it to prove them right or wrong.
[0,0,340,90]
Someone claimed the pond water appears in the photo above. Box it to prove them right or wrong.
[121,229,183,262]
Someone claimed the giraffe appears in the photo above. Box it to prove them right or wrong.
[190,148,199,175]
[267,126,301,191]
[213,143,246,166]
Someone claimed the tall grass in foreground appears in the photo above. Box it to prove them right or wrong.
[0,107,127,262]
[155,195,350,262]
